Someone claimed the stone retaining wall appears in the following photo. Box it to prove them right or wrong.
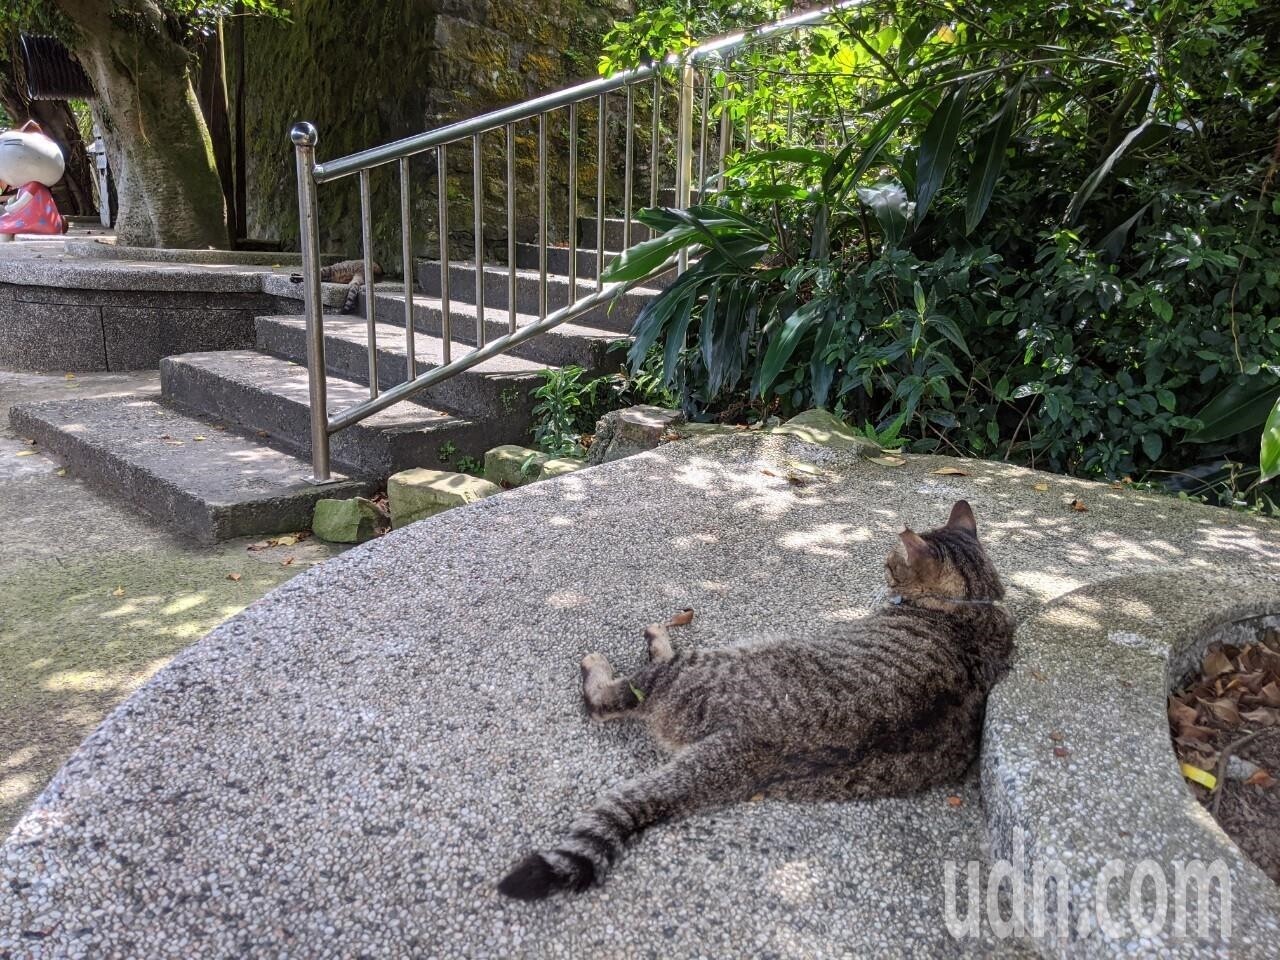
[0,283,294,372]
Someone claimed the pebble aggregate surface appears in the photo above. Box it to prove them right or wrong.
[3,431,1278,958]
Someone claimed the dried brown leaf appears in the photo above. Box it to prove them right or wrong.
[1241,708,1280,727]
[1069,499,1088,512]
[1032,482,1050,492]
[1053,746,1071,758]
[1259,681,1280,708]
[870,455,907,467]
[931,467,969,476]
[1246,769,1277,789]
[1205,698,1243,724]
[945,795,964,808]
[1168,698,1199,728]
[1203,648,1234,678]
[226,572,242,582]
[668,608,694,627]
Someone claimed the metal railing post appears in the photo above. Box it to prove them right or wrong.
[675,61,695,273]
[290,121,331,484]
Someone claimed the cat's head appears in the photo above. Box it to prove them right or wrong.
[884,500,1004,607]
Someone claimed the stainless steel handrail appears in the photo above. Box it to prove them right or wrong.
[292,1,859,483]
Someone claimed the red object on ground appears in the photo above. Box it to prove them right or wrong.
[0,181,64,236]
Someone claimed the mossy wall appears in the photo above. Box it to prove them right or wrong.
[234,0,628,271]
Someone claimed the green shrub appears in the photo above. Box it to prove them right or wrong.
[603,0,1280,509]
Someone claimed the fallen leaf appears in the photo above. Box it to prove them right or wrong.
[748,793,765,802]
[54,467,66,477]
[931,466,969,476]
[668,608,694,627]
[255,430,270,439]
[1205,698,1243,724]
[946,795,963,808]
[14,450,34,457]
[1242,707,1279,726]
[1181,762,1218,789]
[275,535,299,547]
[1168,698,1199,728]
[1033,482,1050,492]
[1053,746,1071,758]
[1048,730,1065,742]
[1070,499,1088,512]
[280,556,295,567]
[1258,681,1280,708]
[870,455,907,467]
[1030,668,1048,682]
[111,587,124,597]
[1203,649,1234,678]
[226,572,242,582]
[64,372,75,380]
[1246,769,1277,789]
[192,435,207,442]
[1175,726,1217,744]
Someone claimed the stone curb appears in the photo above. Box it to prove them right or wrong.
[981,572,1280,956]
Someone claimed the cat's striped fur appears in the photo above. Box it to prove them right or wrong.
[498,500,1015,900]
[289,259,383,314]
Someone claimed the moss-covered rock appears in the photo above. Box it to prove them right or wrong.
[388,467,501,527]
[312,497,382,543]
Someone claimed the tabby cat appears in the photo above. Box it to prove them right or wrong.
[289,259,383,314]
[498,500,1015,900]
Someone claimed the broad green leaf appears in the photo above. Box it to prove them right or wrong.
[1186,372,1280,443]
[1098,203,1151,261]
[964,83,1019,234]
[855,181,910,248]
[758,299,825,395]
[1141,432,1163,463]
[1065,119,1152,224]
[603,227,698,281]
[915,83,969,224]
[1261,397,1280,483]
[721,147,833,178]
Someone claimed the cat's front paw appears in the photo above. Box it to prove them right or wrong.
[580,652,610,680]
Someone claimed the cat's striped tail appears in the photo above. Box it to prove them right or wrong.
[498,735,745,900]
[339,280,362,314]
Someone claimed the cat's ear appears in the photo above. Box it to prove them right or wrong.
[899,528,931,565]
[946,499,977,535]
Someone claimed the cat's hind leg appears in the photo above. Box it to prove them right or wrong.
[643,623,674,663]
[498,732,755,900]
[580,653,642,721]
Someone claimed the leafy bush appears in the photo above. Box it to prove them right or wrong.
[604,0,1280,509]
[530,346,678,457]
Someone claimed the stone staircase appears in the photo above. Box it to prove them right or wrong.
[10,211,663,541]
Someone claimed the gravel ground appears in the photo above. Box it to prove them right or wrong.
[2,429,1277,958]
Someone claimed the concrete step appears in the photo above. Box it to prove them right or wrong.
[415,261,662,333]
[160,350,507,477]
[359,287,624,371]
[577,216,641,251]
[8,394,367,542]
[254,314,548,420]
[513,242,621,279]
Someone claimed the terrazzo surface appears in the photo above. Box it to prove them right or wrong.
[3,430,1279,958]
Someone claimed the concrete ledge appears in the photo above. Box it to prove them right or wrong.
[2,434,1277,955]
[0,256,355,371]
[981,573,1280,955]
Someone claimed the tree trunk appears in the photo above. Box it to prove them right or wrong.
[53,0,229,248]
